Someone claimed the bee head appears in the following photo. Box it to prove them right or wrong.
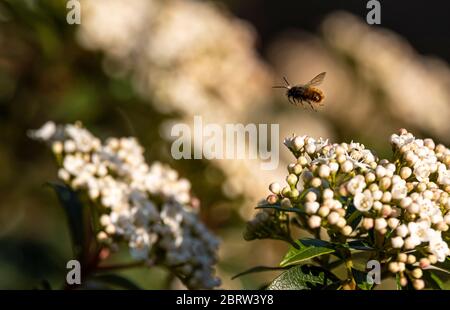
[272,76,291,90]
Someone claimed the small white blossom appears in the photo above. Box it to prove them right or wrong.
[429,238,450,262]
[353,191,373,212]
[347,175,366,195]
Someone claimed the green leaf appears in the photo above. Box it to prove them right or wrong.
[347,240,374,251]
[300,238,334,248]
[280,239,335,267]
[423,267,450,290]
[231,266,290,280]
[267,265,339,290]
[47,182,85,257]
[351,268,374,290]
[92,274,142,290]
[345,205,363,229]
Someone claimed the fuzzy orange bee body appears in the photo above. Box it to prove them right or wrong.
[273,72,326,111]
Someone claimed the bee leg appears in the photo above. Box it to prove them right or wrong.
[307,101,317,112]
[288,97,294,105]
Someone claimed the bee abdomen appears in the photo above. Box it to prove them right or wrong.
[306,87,324,103]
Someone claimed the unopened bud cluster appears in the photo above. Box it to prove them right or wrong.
[30,122,220,289]
[246,129,450,289]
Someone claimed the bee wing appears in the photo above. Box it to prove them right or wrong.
[305,72,326,87]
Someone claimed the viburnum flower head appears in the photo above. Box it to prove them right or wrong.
[246,128,450,290]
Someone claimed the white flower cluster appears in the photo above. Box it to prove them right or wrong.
[254,129,450,289]
[322,12,450,142]
[77,0,280,207]
[77,0,272,119]
[30,122,220,289]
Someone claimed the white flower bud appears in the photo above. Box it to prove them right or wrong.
[411,268,423,279]
[372,190,383,201]
[388,218,400,229]
[386,163,396,173]
[407,255,417,264]
[105,224,116,234]
[305,191,317,202]
[329,162,339,173]
[406,152,419,166]
[281,186,291,197]
[381,191,392,203]
[391,236,404,248]
[362,218,374,230]
[424,138,435,150]
[381,204,392,217]
[327,212,340,225]
[64,140,76,153]
[308,215,322,228]
[318,206,330,218]
[310,177,322,188]
[52,141,63,154]
[399,277,408,287]
[373,201,383,211]
[341,225,352,236]
[365,172,376,183]
[413,279,425,290]
[389,262,399,273]
[58,168,70,182]
[341,160,354,173]
[297,156,308,166]
[444,214,450,225]
[337,154,347,164]
[375,166,387,179]
[397,253,407,263]
[423,190,433,200]
[293,164,303,175]
[400,167,412,179]
[293,136,305,151]
[400,197,412,208]
[396,224,408,238]
[379,177,391,191]
[407,203,420,214]
[305,143,316,154]
[428,254,438,265]
[286,174,298,187]
[336,217,347,228]
[323,188,334,200]
[404,237,418,250]
[318,165,331,178]
[375,218,387,231]
[305,201,320,214]
[269,182,281,194]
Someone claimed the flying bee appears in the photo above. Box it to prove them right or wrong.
[273,72,326,111]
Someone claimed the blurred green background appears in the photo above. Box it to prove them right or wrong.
[0,0,449,289]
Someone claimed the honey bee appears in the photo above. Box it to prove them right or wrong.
[273,72,326,111]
